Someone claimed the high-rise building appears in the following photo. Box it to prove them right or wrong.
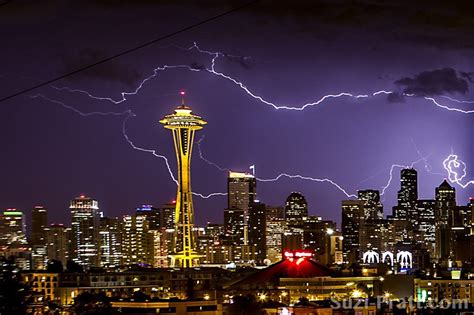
[205,223,224,241]
[392,169,418,225]
[160,102,207,268]
[357,189,383,220]
[70,195,100,268]
[341,200,365,263]
[122,214,152,266]
[434,180,456,261]
[99,217,122,268]
[470,199,474,265]
[223,208,245,245]
[159,202,176,230]
[266,206,285,221]
[0,209,27,246]
[45,224,69,266]
[448,202,472,265]
[31,206,48,246]
[285,192,308,225]
[228,171,257,245]
[435,180,456,223]
[136,205,161,230]
[416,199,436,253]
[248,201,266,264]
[265,218,286,264]
[302,216,336,261]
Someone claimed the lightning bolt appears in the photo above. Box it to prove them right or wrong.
[422,97,474,114]
[440,95,474,104]
[25,42,473,200]
[197,135,229,172]
[379,158,427,196]
[30,94,226,199]
[256,173,357,198]
[45,42,474,114]
[30,94,132,117]
[443,153,474,188]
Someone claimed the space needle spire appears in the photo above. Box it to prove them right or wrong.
[160,92,207,268]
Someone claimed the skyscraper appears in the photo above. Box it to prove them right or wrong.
[31,205,48,246]
[160,102,206,268]
[160,202,176,230]
[248,201,266,264]
[266,206,285,221]
[223,208,245,244]
[228,171,257,245]
[434,180,456,261]
[265,217,286,264]
[285,192,308,225]
[122,214,152,266]
[70,195,100,267]
[0,209,27,246]
[416,199,436,253]
[45,224,69,266]
[393,169,418,223]
[357,189,383,220]
[435,179,456,222]
[99,217,122,268]
[303,216,336,260]
[341,200,365,263]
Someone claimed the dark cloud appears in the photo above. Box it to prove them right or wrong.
[224,55,254,70]
[60,48,142,87]
[460,71,474,83]
[394,68,469,96]
[190,62,206,70]
[386,92,405,103]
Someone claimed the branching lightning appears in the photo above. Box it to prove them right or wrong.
[443,153,474,188]
[197,135,229,172]
[30,94,226,199]
[30,94,132,117]
[26,42,473,201]
[256,173,357,198]
[46,43,474,114]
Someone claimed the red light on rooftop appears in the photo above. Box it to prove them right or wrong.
[172,200,176,204]
[180,91,186,96]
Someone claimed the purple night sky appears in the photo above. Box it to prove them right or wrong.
[0,1,472,228]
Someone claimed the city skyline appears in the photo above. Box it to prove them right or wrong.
[1,2,473,228]
[2,2,474,314]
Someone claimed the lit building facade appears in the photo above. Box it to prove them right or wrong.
[393,168,418,223]
[45,224,70,266]
[70,195,100,268]
[266,218,286,264]
[435,180,456,262]
[122,214,152,266]
[358,189,383,220]
[223,207,245,245]
[416,199,436,253]
[284,192,308,225]
[0,209,27,246]
[227,171,256,245]
[341,200,365,263]
[99,217,122,268]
